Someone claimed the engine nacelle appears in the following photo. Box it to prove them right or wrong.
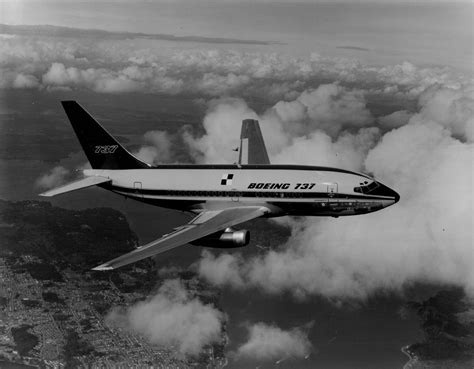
[191,228,250,248]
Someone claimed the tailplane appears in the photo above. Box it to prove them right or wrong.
[61,101,150,169]
[39,176,110,197]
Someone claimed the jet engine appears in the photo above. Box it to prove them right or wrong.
[191,227,250,248]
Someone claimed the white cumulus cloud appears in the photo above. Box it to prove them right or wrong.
[417,84,474,142]
[183,97,258,164]
[378,110,412,130]
[35,166,70,189]
[236,322,311,361]
[133,130,173,165]
[105,279,225,356]
[183,83,378,167]
[196,82,474,300]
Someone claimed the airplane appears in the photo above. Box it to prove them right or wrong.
[40,101,399,271]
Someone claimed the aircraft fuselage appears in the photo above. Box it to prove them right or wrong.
[88,164,399,218]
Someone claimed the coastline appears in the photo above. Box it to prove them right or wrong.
[401,345,417,369]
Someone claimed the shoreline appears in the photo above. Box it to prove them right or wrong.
[401,344,417,369]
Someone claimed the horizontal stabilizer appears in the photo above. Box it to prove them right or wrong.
[39,176,110,197]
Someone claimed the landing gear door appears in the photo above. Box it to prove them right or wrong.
[133,181,143,198]
[327,183,338,198]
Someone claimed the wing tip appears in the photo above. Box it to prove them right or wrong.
[92,265,114,271]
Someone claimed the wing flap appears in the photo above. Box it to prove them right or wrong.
[92,206,268,270]
[39,176,110,197]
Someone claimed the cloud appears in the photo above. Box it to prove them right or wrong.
[336,46,371,52]
[235,322,311,361]
[183,98,258,164]
[293,85,374,136]
[35,166,70,189]
[197,250,246,289]
[0,24,273,46]
[377,110,412,130]
[417,84,474,142]
[1,31,469,103]
[42,62,87,86]
[260,83,374,141]
[195,72,251,96]
[183,84,379,169]
[133,130,173,165]
[42,62,143,94]
[12,73,39,88]
[196,82,474,300]
[272,127,380,170]
[105,278,225,356]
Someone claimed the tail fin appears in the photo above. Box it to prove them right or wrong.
[61,101,149,169]
[238,119,270,165]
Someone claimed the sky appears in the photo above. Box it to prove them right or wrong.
[1,1,473,71]
[1,1,473,367]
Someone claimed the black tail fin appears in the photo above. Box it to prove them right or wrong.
[61,101,149,169]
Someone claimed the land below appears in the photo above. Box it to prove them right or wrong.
[0,199,226,368]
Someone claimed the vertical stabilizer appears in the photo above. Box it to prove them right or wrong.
[61,101,150,169]
[238,119,270,165]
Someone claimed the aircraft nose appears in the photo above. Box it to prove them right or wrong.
[390,188,400,204]
[375,183,400,204]
[393,189,400,203]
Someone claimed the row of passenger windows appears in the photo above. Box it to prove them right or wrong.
[136,190,352,199]
[132,190,378,207]
[137,190,334,199]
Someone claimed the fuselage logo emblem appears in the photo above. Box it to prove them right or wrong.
[221,174,234,186]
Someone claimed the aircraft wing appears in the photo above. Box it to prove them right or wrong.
[39,176,111,197]
[92,206,269,271]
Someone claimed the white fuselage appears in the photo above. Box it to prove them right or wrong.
[84,164,399,217]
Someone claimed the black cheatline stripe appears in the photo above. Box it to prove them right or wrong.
[109,185,392,200]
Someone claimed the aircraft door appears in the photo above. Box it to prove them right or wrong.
[133,181,143,198]
[327,183,338,198]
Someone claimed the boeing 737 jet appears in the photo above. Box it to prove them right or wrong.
[40,101,399,270]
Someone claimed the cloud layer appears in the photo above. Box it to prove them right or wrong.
[105,278,225,355]
[1,30,469,103]
[236,323,311,361]
[196,80,474,300]
[12,26,473,302]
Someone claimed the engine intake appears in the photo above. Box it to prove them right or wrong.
[191,228,250,248]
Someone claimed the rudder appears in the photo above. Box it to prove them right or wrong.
[61,101,149,169]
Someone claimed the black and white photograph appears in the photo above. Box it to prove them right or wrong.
[0,0,473,368]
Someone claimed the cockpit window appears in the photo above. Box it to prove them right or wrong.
[354,181,380,194]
